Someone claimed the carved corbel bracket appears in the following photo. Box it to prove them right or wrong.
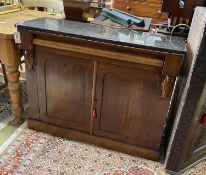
[161,53,184,99]
[161,73,175,98]
[24,49,35,71]
[18,29,35,71]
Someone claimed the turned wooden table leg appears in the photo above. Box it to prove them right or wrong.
[0,37,24,125]
[6,66,24,125]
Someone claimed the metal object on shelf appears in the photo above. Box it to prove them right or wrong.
[102,8,145,27]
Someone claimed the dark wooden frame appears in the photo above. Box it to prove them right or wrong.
[165,19,206,173]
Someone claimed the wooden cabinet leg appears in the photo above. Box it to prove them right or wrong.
[6,66,24,125]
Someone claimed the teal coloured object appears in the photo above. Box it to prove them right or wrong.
[102,8,145,27]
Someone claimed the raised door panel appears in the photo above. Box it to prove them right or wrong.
[36,47,93,132]
[94,62,170,150]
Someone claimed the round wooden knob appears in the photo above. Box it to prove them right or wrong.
[126,6,132,11]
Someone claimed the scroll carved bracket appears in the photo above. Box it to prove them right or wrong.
[24,50,35,72]
[161,73,175,99]
[160,54,184,99]
[19,30,35,71]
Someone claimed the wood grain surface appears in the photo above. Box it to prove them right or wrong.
[0,9,62,39]
[0,9,62,123]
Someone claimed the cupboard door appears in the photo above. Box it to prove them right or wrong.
[36,47,93,132]
[94,62,171,150]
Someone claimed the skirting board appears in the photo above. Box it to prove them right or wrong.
[28,119,160,161]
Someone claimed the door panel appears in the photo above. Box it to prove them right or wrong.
[94,62,171,150]
[36,47,93,132]
[46,60,87,122]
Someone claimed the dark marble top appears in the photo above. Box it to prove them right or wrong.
[17,17,187,54]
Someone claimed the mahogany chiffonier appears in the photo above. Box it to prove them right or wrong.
[17,18,186,160]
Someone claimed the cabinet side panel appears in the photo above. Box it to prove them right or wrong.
[26,58,40,120]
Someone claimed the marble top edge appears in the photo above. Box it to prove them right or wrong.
[17,17,187,54]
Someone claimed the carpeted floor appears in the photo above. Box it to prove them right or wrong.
[0,77,27,147]
[0,76,206,175]
[0,122,166,175]
[0,121,206,175]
